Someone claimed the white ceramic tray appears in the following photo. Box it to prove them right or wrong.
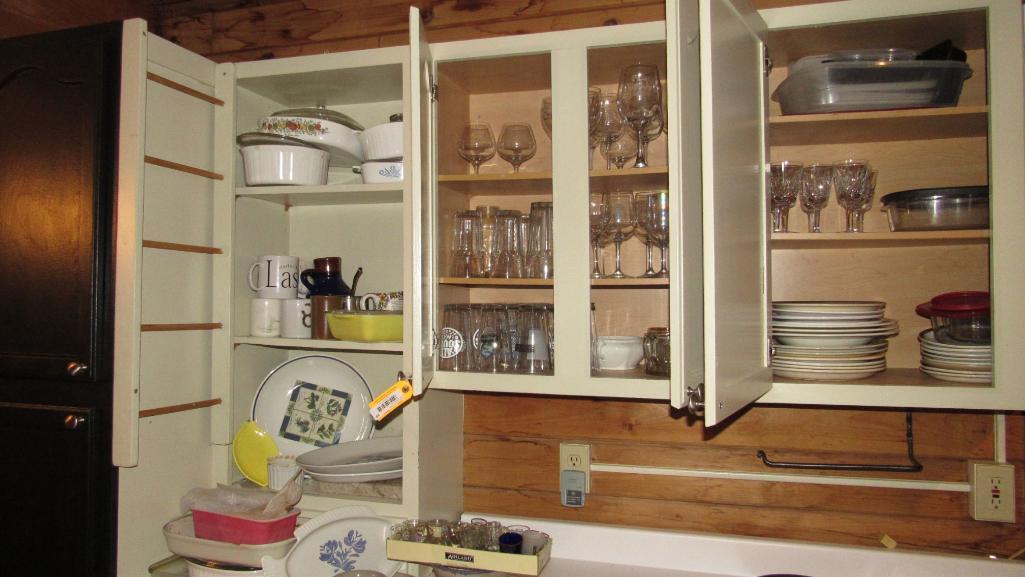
[163,515,295,568]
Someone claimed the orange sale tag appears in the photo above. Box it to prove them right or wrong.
[369,379,413,421]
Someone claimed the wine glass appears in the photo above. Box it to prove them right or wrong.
[800,164,833,233]
[589,192,609,279]
[594,91,625,170]
[540,96,552,139]
[600,131,637,169]
[457,122,495,175]
[617,64,662,168]
[497,123,537,173]
[586,87,602,167]
[602,191,635,278]
[633,191,658,278]
[646,190,670,277]
[769,161,803,233]
[832,159,871,232]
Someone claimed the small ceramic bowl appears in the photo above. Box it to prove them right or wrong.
[360,119,403,161]
[355,161,404,184]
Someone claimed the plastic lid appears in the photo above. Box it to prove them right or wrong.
[880,186,988,206]
[824,48,917,62]
[235,132,328,150]
[270,106,364,131]
[915,291,990,319]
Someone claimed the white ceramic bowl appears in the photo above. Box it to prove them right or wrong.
[259,107,364,166]
[358,161,404,184]
[237,132,329,186]
[360,121,403,161]
[185,559,263,577]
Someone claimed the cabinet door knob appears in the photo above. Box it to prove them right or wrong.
[64,414,86,429]
[66,361,89,376]
[686,383,705,417]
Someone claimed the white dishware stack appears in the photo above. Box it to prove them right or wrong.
[770,301,899,381]
[358,114,404,183]
[917,329,992,383]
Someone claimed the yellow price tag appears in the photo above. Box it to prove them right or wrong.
[369,379,413,421]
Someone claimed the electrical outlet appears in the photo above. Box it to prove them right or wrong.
[560,442,590,492]
[970,461,1016,522]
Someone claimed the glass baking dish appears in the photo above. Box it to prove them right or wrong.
[879,186,988,231]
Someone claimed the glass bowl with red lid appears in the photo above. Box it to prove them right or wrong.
[915,291,990,345]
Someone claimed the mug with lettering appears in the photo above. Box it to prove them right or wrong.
[280,298,312,339]
[250,298,282,337]
[248,255,299,299]
[360,291,403,311]
[596,335,643,370]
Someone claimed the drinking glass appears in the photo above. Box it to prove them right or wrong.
[516,304,552,375]
[600,131,637,169]
[476,205,499,277]
[602,191,636,278]
[594,91,626,170]
[540,96,552,139]
[646,190,670,277]
[832,159,871,232]
[617,64,662,168]
[497,123,537,173]
[499,305,522,373]
[633,191,658,278]
[586,87,602,166]
[457,122,495,175]
[799,164,833,233]
[848,170,878,233]
[450,210,483,277]
[589,193,610,279]
[491,210,524,278]
[769,161,803,233]
[439,304,473,371]
[526,201,554,279]
[473,305,503,373]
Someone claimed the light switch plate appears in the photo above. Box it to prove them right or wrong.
[969,461,1016,522]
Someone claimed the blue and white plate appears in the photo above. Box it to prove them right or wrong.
[251,355,374,457]
[261,506,399,577]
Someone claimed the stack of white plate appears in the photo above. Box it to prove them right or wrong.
[918,329,992,383]
[771,301,898,381]
[296,436,403,483]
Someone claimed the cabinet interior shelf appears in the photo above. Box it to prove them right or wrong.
[233,336,404,353]
[592,367,668,380]
[438,167,669,195]
[438,277,669,288]
[768,105,989,146]
[771,229,990,247]
[592,277,669,287]
[236,183,403,206]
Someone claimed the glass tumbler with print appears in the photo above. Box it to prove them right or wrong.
[769,161,803,233]
[526,201,554,279]
[516,304,552,375]
[491,210,524,278]
[450,210,484,278]
[439,304,474,371]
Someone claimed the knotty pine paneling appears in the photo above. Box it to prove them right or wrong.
[465,395,1025,557]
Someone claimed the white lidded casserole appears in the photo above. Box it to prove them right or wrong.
[360,114,403,161]
[237,132,330,186]
[258,106,364,166]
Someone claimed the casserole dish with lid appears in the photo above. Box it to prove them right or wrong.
[237,132,329,186]
[259,106,363,166]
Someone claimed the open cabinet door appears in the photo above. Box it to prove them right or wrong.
[698,0,772,425]
[409,6,436,395]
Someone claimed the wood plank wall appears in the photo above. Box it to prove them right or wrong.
[149,0,1025,560]
[10,0,1021,560]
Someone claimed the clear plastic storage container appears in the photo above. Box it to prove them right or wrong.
[772,52,972,114]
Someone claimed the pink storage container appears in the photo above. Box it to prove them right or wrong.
[191,508,299,545]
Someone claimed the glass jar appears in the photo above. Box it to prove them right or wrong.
[643,326,670,376]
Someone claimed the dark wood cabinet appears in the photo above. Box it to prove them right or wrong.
[0,22,120,577]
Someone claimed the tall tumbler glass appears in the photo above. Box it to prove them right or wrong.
[799,164,833,233]
[518,214,531,261]
[526,202,554,279]
[476,205,499,277]
[474,305,502,373]
[439,304,474,371]
[491,210,524,278]
[450,210,483,277]
[499,305,521,373]
[516,304,552,375]
[769,161,803,233]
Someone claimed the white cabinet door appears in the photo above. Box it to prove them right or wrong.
[409,6,436,395]
[696,0,773,425]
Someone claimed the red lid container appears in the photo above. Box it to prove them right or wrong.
[915,291,989,320]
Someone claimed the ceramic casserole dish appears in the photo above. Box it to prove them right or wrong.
[259,107,364,166]
[237,132,329,186]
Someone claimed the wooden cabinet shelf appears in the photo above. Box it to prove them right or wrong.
[592,277,669,287]
[771,229,990,248]
[236,183,403,206]
[768,106,989,146]
[439,277,553,287]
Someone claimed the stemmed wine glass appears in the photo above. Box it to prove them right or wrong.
[457,122,495,175]
[600,131,637,169]
[800,164,833,233]
[586,87,602,165]
[647,190,670,277]
[589,192,610,279]
[602,191,635,278]
[769,161,803,233]
[594,92,625,170]
[833,159,871,232]
[633,191,658,278]
[617,64,662,168]
[540,96,552,139]
[497,123,537,173]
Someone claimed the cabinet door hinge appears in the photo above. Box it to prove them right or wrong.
[763,47,773,77]
[430,82,438,103]
[431,329,439,350]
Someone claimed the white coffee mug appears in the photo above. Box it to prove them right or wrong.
[596,336,644,370]
[280,298,312,339]
[250,298,281,337]
[248,255,299,299]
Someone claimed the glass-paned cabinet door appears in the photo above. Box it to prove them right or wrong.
[586,43,672,387]
[432,51,555,385]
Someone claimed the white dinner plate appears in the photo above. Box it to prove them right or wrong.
[920,366,992,384]
[772,359,886,369]
[774,350,887,362]
[773,341,888,354]
[917,330,991,353]
[774,335,882,347]
[920,357,991,372]
[261,506,399,577]
[297,436,402,475]
[251,355,374,457]
[773,312,884,321]
[773,301,886,313]
[305,468,403,483]
[773,366,884,381]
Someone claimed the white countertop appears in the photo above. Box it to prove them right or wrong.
[466,513,1025,577]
